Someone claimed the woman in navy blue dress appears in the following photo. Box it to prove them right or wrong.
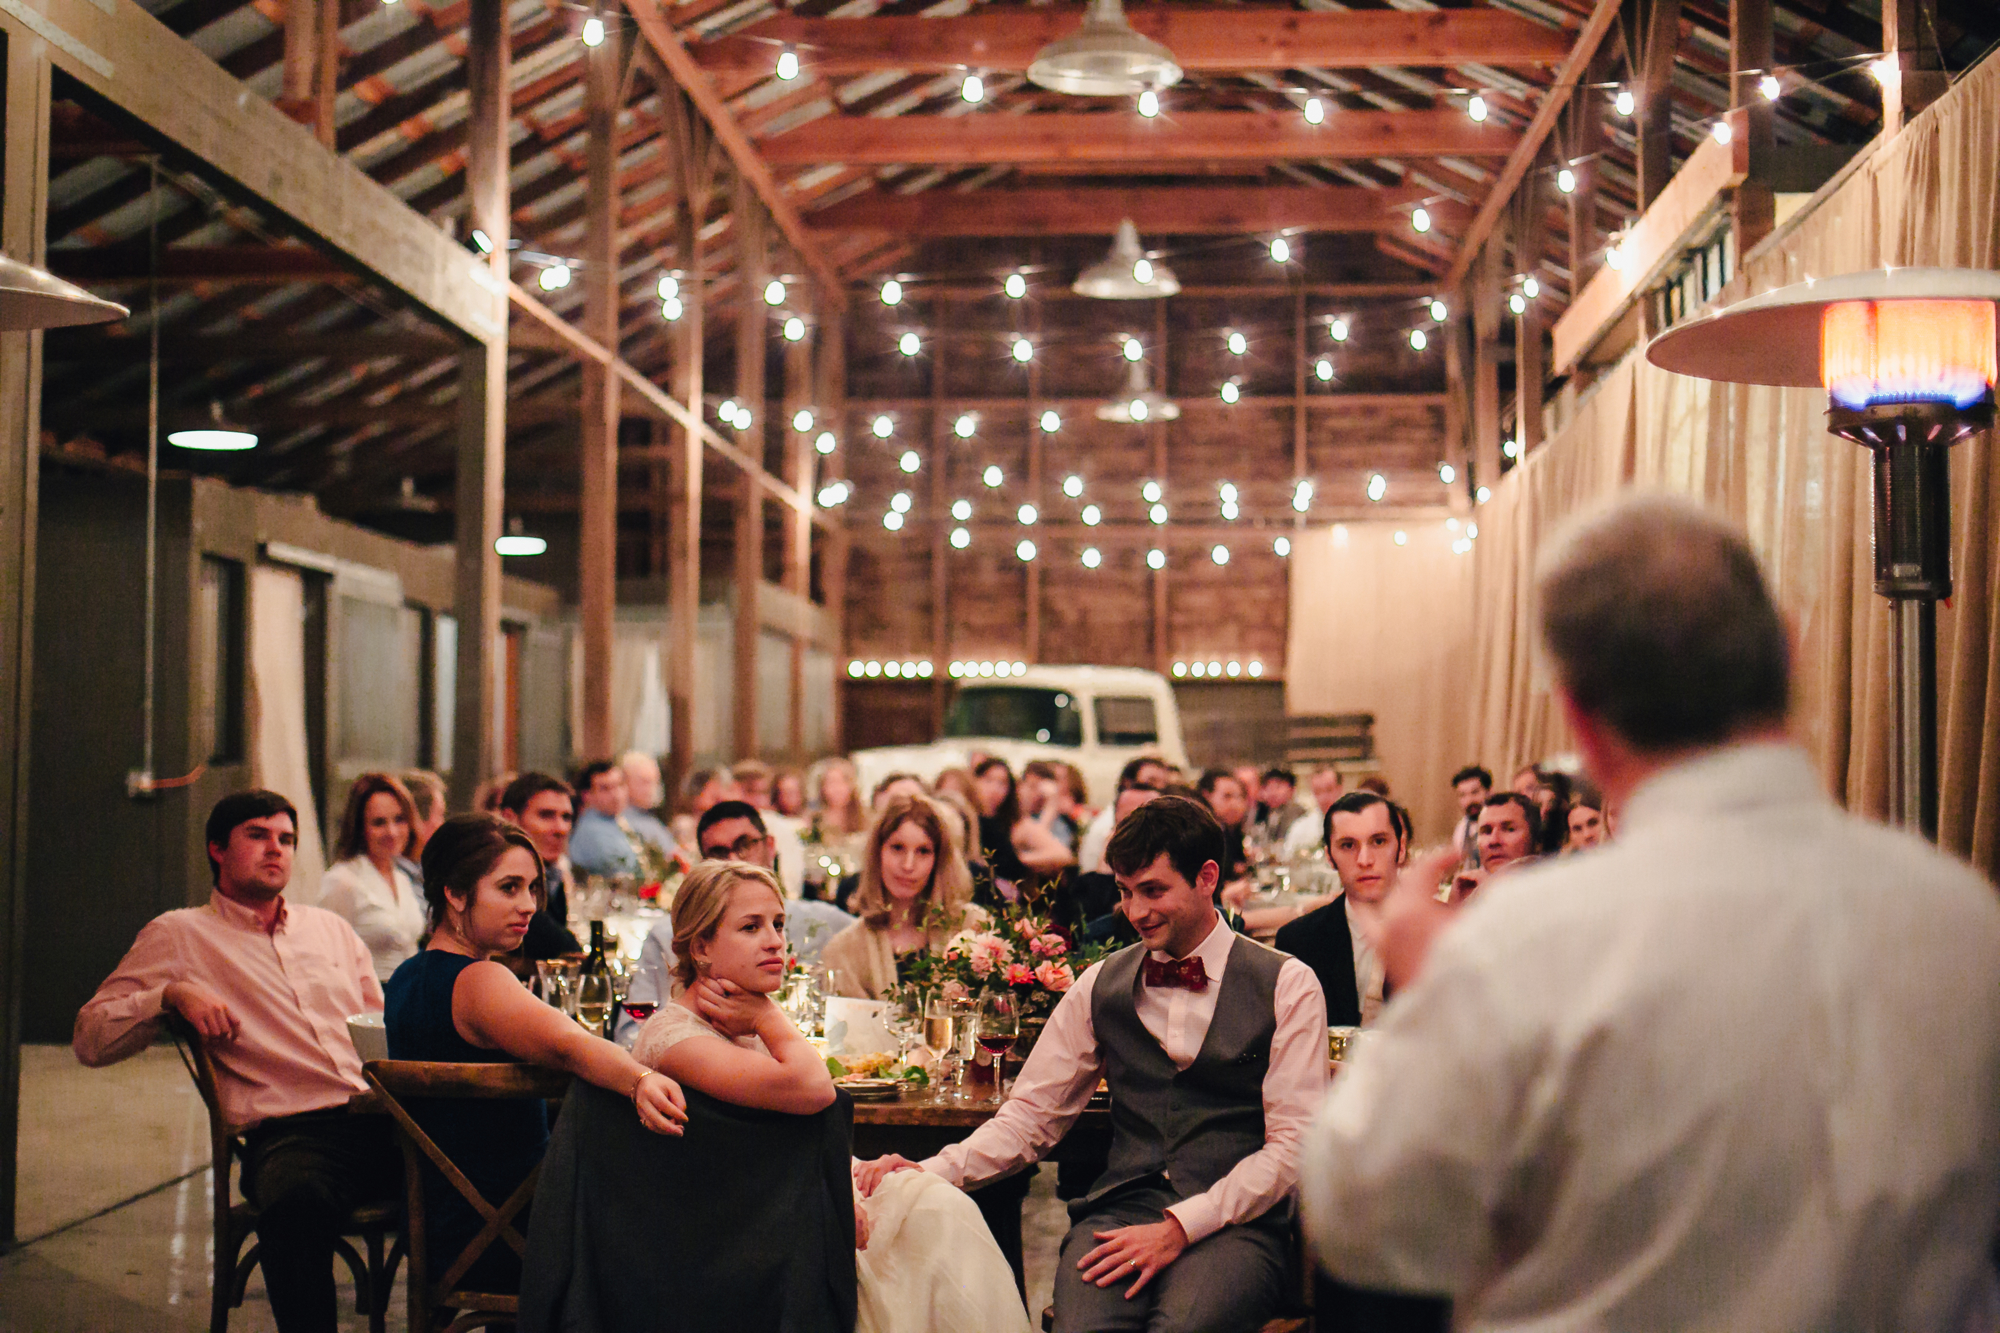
[385,814,688,1289]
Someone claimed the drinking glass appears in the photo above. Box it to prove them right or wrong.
[575,973,613,1037]
[974,991,1020,1101]
[555,959,582,1017]
[949,996,979,1101]
[922,997,957,1092]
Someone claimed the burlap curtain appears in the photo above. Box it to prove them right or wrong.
[1452,49,2000,881]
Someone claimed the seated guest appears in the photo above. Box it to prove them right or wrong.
[1533,769,1573,853]
[1564,782,1611,851]
[319,772,428,983]
[1022,759,1081,851]
[400,769,449,864]
[1064,782,1162,944]
[497,772,582,961]
[735,758,809,897]
[823,793,985,999]
[806,756,866,839]
[1510,763,1542,798]
[569,760,645,881]
[634,861,1028,1333]
[1273,792,1410,1027]
[618,802,854,1045]
[1447,765,1492,861]
[1281,766,1347,858]
[385,814,687,1290]
[970,758,1074,885]
[474,771,515,816]
[857,796,1328,1333]
[872,770,927,809]
[619,750,680,846]
[1453,791,1541,901]
[1195,767,1252,880]
[1078,757,1174,873]
[774,768,808,819]
[76,790,395,1333]
[1248,767,1302,845]
[1356,774,1392,797]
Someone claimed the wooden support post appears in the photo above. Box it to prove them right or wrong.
[1513,172,1548,456]
[662,86,707,802]
[1881,0,1948,134]
[1150,301,1171,676]
[1623,0,1683,211]
[0,32,50,1248]
[929,297,949,732]
[1729,0,1775,254]
[732,179,766,761]
[1472,235,1504,498]
[449,0,509,813]
[782,298,813,759]
[1291,286,1307,520]
[826,527,850,753]
[1442,293,1472,516]
[1565,53,1608,298]
[578,23,622,761]
[1024,304,1043,664]
[279,0,335,146]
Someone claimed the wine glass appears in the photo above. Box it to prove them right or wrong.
[922,997,957,1094]
[575,973,613,1038]
[974,991,1020,1101]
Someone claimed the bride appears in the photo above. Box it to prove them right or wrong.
[632,861,1030,1333]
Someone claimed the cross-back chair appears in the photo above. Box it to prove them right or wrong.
[167,1017,403,1333]
[363,1059,572,1333]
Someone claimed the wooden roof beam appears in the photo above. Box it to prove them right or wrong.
[694,9,1571,78]
[804,185,1429,236]
[760,110,1519,167]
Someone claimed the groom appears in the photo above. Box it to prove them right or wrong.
[856,795,1328,1332]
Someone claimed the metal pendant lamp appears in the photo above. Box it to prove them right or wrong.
[1648,266,2000,839]
[1073,220,1180,300]
[0,254,127,330]
[1027,0,1182,97]
[1097,358,1178,423]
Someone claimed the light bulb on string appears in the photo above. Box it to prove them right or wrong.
[1468,95,1487,122]
[1082,548,1102,569]
[581,14,605,47]
[1040,409,1061,433]
[792,408,814,432]
[1081,504,1101,526]
[1429,298,1448,322]
[783,316,805,341]
[950,527,971,550]
[1523,276,1539,299]
[900,450,921,473]
[815,432,836,455]
[764,278,786,306]
[776,49,799,80]
[1270,236,1292,263]
[1227,330,1247,355]
[1557,167,1577,194]
[1760,73,1782,100]
[872,415,893,439]
[983,465,1004,488]
[962,73,984,103]
[1314,358,1333,382]
[1012,337,1033,363]
[1123,337,1143,362]
[954,414,976,439]
[951,499,973,521]
[658,275,679,301]
[1367,473,1387,502]
[1220,380,1240,404]
[1005,272,1027,300]
[1142,480,1162,503]
[898,332,920,357]
[880,279,902,306]
[1411,207,1432,234]
[1410,328,1429,351]
[1711,119,1734,145]
[1329,317,1349,341]
[1062,475,1083,498]
[1509,293,1527,314]
[1615,87,1635,116]
[1303,97,1324,125]
[1137,89,1160,118]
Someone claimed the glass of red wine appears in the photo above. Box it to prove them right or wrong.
[975,991,1020,1101]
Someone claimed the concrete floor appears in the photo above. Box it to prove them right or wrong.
[4,1042,1069,1332]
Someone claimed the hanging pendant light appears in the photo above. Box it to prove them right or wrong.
[1097,357,1179,423]
[168,399,258,451]
[1027,0,1182,97]
[1074,220,1179,300]
[0,254,127,330]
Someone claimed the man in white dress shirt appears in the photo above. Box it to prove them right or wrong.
[859,795,1328,1333]
[1301,493,2000,1331]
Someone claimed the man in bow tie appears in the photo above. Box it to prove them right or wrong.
[857,795,1328,1333]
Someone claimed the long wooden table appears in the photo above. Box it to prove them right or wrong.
[849,1083,1114,1292]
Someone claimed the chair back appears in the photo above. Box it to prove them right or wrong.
[363,1060,571,1332]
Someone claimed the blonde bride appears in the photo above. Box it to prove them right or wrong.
[632,861,1029,1333]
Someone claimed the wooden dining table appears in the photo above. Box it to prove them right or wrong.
[849,1080,1114,1294]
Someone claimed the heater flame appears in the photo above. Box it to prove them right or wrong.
[1822,299,1997,411]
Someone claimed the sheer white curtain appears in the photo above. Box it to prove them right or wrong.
[248,564,327,902]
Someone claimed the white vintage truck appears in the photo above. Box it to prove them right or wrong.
[850,665,1189,806]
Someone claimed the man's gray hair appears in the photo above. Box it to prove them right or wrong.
[1536,493,1790,752]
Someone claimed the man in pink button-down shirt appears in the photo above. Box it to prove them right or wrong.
[75,790,398,1333]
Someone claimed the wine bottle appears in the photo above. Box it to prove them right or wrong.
[583,920,610,976]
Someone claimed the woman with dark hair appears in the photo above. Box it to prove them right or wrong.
[384,814,688,1290]
[821,793,984,999]
[970,757,1073,888]
[320,772,426,982]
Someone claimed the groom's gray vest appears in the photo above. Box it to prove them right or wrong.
[1084,933,1288,1217]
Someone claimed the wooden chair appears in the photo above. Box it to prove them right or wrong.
[363,1060,572,1333]
[167,1019,403,1333]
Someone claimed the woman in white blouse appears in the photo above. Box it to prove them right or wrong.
[320,772,429,982]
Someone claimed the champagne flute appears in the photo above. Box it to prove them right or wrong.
[922,997,957,1093]
[974,991,1020,1101]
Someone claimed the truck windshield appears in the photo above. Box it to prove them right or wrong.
[944,687,1084,747]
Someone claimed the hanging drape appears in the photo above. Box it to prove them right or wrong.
[248,563,327,902]
[1454,49,2000,881]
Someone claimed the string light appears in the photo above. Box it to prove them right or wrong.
[815,432,836,455]
[1869,57,1894,85]
[1219,483,1238,503]
[1510,293,1527,314]
[1270,236,1292,263]
[1040,409,1062,432]
[658,275,679,301]
[1438,462,1455,484]
[950,527,970,549]
[1273,536,1291,557]
[1411,207,1431,234]
[661,296,683,321]
[1133,258,1154,284]
[1220,380,1240,404]
[898,332,920,356]
[719,398,738,422]
[1615,87,1635,116]
[1122,336,1144,362]
[1468,95,1488,122]
[817,481,849,507]
[1393,529,1408,546]
[1367,473,1387,502]
[1314,358,1334,381]
[1016,539,1037,562]
[1212,545,1230,566]
[883,511,904,531]
[1711,119,1734,144]
[983,465,1004,487]
[1329,317,1349,341]
[783,316,806,341]
[1081,504,1101,526]
[1606,243,1628,272]
[1502,438,1519,458]
[952,499,972,521]
[1410,328,1429,351]
[1005,272,1027,300]
[1477,485,1492,503]
[872,415,893,438]
[1137,89,1160,117]
[581,14,605,46]
[539,263,571,291]
[1523,276,1540,299]
[1018,504,1038,525]
[1221,499,1239,520]
[1227,331,1248,355]
[1142,481,1163,503]
[1012,336,1033,363]
[1147,548,1166,570]
[890,492,912,514]
[1304,96,1324,125]
[880,279,902,306]
[1149,503,1168,525]
[1082,547,1102,568]
[1557,167,1577,194]
[962,73,984,103]
[776,49,800,80]
[793,408,814,432]
[1063,475,1084,498]
[1429,298,1449,322]
[954,414,976,438]
[764,279,786,306]
[1292,479,1313,512]
[900,450,921,472]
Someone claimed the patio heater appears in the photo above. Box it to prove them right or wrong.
[1648,268,2000,839]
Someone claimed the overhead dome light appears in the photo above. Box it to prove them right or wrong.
[1027,0,1181,97]
[1096,358,1179,423]
[495,516,546,557]
[169,400,258,451]
[1074,219,1179,299]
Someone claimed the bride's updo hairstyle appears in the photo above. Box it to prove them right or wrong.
[670,861,786,991]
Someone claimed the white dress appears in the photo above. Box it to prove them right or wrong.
[317,855,426,982]
[633,1003,1031,1333]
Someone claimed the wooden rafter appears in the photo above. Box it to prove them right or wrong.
[804,185,1428,236]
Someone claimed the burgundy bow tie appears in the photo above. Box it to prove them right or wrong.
[1143,956,1209,992]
